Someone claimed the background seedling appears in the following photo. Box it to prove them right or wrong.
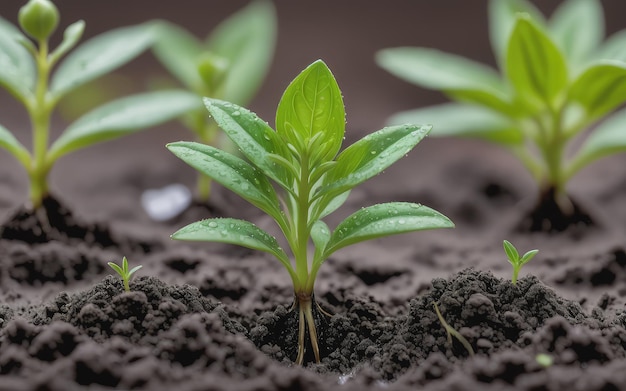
[377,0,626,231]
[152,0,276,201]
[108,256,142,293]
[503,239,538,285]
[0,0,201,210]
[168,60,454,364]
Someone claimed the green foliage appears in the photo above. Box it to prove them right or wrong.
[0,1,200,209]
[168,60,453,364]
[377,0,626,220]
[152,0,277,201]
[108,257,143,293]
[503,240,538,284]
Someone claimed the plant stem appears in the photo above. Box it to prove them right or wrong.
[195,120,219,201]
[511,266,519,285]
[295,293,320,365]
[123,278,130,292]
[28,39,53,209]
[295,152,311,287]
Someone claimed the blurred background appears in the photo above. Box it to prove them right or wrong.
[2,0,625,133]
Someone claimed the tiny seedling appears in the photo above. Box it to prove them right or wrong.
[0,0,200,210]
[108,256,142,293]
[152,0,276,201]
[377,0,626,230]
[433,302,475,356]
[168,60,454,364]
[503,239,538,285]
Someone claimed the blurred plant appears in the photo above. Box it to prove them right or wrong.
[108,256,142,292]
[0,0,201,210]
[503,239,538,285]
[168,60,454,364]
[377,0,626,231]
[152,0,276,201]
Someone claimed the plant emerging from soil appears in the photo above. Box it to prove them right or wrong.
[108,256,142,293]
[0,0,200,210]
[503,239,538,285]
[376,0,626,231]
[152,0,276,201]
[168,60,454,364]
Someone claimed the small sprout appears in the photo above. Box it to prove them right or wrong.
[108,257,142,293]
[433,302,475,357]
[503,240,538,285]
[168,60,454,364]
[536,353,554,368]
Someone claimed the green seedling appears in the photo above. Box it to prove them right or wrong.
[503,239,538,285]
[168,60,454,364]
[377,0,626,230]
[433,302,475,356]
[0,0,201,210]
[152,0,276,201]
[108,256,142,293]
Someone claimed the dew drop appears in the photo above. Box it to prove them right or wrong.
[398,219,406,225]
[208,221,218,228]
[232,110,241,117]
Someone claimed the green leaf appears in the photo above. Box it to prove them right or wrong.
[152,21,204,91]
[568,61,626,120]
[311,220,331,256]
[107,262,124,276]
[520,249,539,264]
[376,47,513,114]
[325,202,453,257]
[321,125,430,198]
[49,90,201,160]
[503,240,519,263]
[50,23,155,100]
[387,103,522,145]
[172,218,292,269]
[549,0,604,67]
[49,20,86,66]
[276,59,345,163]
[0,16,35,104]
[488,0,545,65]
[596,30,626,62]
[206,0,277,105]
[315,191,350,220]
[505,16,568,109]
[204,98,291,189]
[167,141,282,219]
[0,122,30,168]
[568,108,626,177]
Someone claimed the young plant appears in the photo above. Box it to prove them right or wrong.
[152,1,276,201]
[376,0,626,230]
[168,60,454,364]
[0,0,201,210]
[108,256,142,293]
[503,239,538,285]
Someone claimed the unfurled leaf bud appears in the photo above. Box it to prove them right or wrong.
[18,0,59,41]
[197,53,228,91]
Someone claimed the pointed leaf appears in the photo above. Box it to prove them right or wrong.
[549,0,603,67]
[49,90,201,160]
[0,16,35,104]
[49,20,85,66]
[167,141,282,219]
[568,108,626,177]
[502,240,520,262]
[520,249,539,265]
[0,123,30,167]
[311,220,331,254]
[276,60,345,162]
[596,30,626,62]
[488,0,545,65]
[325,202,453,257]
[204,98,291,188]
[569,61,626,120]
[506,16,568,108]
[128,265,143,276]
[321,125,430,197]
[152,21,204,91]
[107,262,124,276]
[50,23,155,99]
[387,103,522,145]
[206,0,277,105]
[315,190,350,220]
[376,47,513,114]
[172,218,291,267]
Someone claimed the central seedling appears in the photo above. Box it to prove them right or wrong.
[168,60,453,364]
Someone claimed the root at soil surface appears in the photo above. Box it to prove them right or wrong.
[517,187,594,233]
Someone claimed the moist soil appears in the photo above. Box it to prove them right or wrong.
[2,130,626,390]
